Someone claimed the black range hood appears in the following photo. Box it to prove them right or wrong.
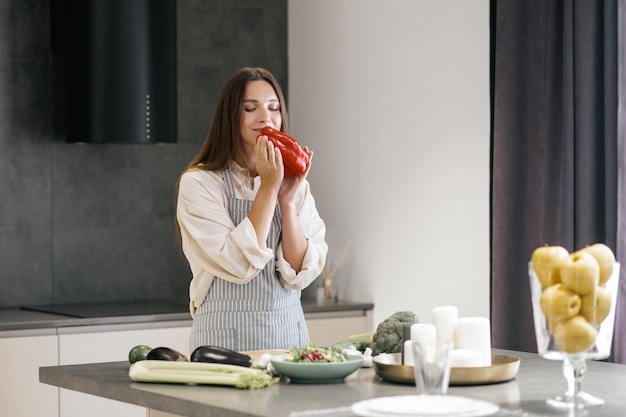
[52,0,177,144]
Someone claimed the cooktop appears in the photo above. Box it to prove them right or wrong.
[21,300,188,318]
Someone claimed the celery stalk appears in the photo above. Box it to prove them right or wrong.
[129,360,279,389]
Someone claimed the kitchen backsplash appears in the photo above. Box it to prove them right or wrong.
[0,0,287,308]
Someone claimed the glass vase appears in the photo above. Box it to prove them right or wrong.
[529,261,620,409]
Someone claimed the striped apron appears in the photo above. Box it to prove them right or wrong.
[189,168,310,352]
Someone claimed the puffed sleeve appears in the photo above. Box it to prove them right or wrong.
[177,170,274,284]
[275,180,328,290]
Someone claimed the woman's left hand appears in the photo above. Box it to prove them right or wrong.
[278,147,313,207]
[277,147,313,272]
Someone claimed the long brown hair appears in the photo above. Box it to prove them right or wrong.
[175,67,289,249]
[187,67,289,171]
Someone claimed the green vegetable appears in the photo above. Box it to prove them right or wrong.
[370,311,418,356]
[129,360,278,389]
[128,345,153,364]
[333,332,374,352]
[286,343,348,363]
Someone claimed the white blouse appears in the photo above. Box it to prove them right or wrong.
[176,161,328,316]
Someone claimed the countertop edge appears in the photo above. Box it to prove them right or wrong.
[1,300,374,335]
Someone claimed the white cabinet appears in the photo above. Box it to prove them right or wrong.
[58,321,191,417]
[0,330,59,417]
[305,309,373,346]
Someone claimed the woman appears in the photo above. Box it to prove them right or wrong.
[176,67,328,352]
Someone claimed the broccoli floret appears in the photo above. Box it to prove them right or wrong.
[370,311,418,356]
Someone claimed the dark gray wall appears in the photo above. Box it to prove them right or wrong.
[0,0,287,308]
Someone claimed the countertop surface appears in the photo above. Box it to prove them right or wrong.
[39,349,626,417]
[0,299,374,333]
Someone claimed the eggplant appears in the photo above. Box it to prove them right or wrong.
[190,345,252,367]
[146,346,188,362]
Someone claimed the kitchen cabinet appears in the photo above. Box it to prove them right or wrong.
[306,309,373,346]
[58,321,191,417]
[0,330,59,417]
[0,320,191,417]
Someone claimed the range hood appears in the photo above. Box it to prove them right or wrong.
[52,0,177,144]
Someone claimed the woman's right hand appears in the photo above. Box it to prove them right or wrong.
[255,136,284,190]
[248,136,284,249]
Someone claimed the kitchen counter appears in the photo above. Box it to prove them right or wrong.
[0,300,374,335]
[39,349,626,417]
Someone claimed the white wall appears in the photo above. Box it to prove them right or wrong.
[288,0,490,328]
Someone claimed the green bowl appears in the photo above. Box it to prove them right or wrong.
[270,354,364,384]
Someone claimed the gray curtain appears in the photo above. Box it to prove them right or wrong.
[490,0,626,363]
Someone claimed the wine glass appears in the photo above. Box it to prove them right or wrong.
[529,261,620,409]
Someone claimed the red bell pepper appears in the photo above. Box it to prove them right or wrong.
[261,126,310,177]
